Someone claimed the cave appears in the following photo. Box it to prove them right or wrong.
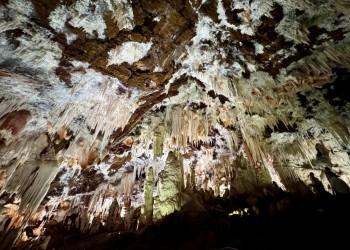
[1,1,350,250]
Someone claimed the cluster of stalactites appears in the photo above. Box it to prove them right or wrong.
[0,153,59,249]
[289,43,350,76]
[0,132,54,212]
[49,81,134,167]
[165,105,209,151]
[32,169,137,237]
[267,120,350,169]
[0,88,57,246]
[232,69,331,168]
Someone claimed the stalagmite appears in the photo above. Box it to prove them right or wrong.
[153,125,165,159]
[153,151,187,221]
[140,166,154,226]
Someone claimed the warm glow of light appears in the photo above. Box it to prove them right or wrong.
[229,210,240,216]
[229,208,250,217]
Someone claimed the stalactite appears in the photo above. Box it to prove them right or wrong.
[240,126,266,166]
[105,198,120,231]
[169,106,185,149]
[263,155,286,190]
[117,172,135,223]
[225,130,239,154]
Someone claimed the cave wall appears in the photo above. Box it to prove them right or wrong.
[1,0,350,248]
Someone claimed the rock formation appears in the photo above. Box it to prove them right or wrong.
[1,0,350,249]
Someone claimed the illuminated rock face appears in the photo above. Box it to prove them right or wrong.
[1,0,350,248]
[153,151,187,221]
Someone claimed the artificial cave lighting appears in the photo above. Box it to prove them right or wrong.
[1,0,350,249]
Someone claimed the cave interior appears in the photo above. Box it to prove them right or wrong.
[1,0,350,249]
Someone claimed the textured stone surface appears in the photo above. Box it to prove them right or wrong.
[1,0,350,248]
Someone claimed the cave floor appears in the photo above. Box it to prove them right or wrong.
[14,193,350,250]
[61,214,348,250]
[56,195,350,250]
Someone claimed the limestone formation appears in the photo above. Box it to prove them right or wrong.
[0,0,350,248]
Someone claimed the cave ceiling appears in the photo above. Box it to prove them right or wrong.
[1,0,350,247]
